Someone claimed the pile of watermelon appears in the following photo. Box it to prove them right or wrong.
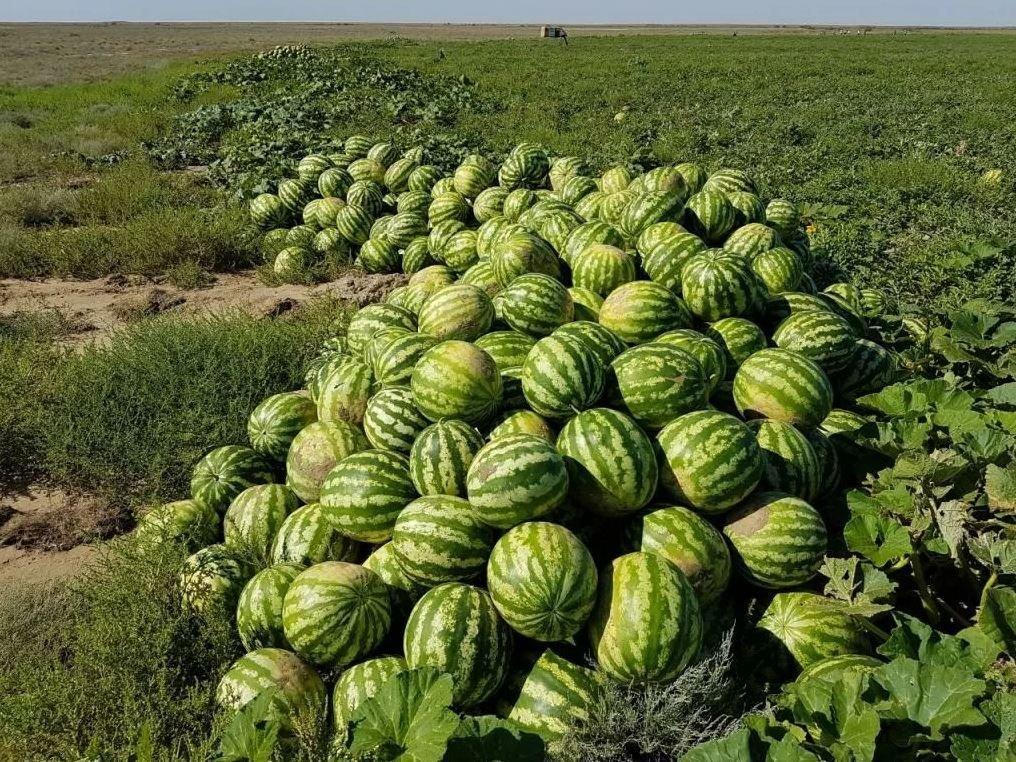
[137,137,899,749]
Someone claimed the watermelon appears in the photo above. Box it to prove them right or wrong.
[640,231,707,293]
[588,551,702,683]
[805,429,841,497]
[298,153,333,181]
[557,408,658,517]
[408,164,442,193]
[270,503,361,567]
[282,562,391,668]
[559,174,598,206]
[180,544,250,614]
[859,288,887,318]
[411,341,503,424]
[570,287,604,321]
[733,348,834,428]
[500,274,574,337]
[490,230,561,286]
[385,212,428,249]
[134,499,218,550]
[319,449,416,543]
[682,190,736,243]
[409,263,456,290]
[748,419,821,501]
[675,162,708,193]
[474,330,536,370]
[473,186,509,223]
[444,230,480,272]
[391,495,495,585]
[384,158,419,193]
[723,492,827,588]
[521,333,605,418]
[397,190,432,217]
[216,648,326,732]
[348,158,386,186]
[248,392,317,462]
[237,563,303,650]
[286,225,316,249]
[680,250,764,322]
[250,193,290,229]
[499,143,550,190]
[286,420,368,503]
[402,237,436,274]
[223,484,300,559]
[503,189,539,222]
[752,246,803,294]
[357,237,401,274]
[640,166,691,196]
[618,191,684,241]
[409,419,485,497]
[758,592,870,670]
[571,244,637,296]
[553,321,627,365]
[363,541,426,612]
[318,167,354,199]
[654,329,728,396]
[765,199,801,238]
[549,155,589,189]
[564,221,626,265]
[611,343,708,428]
[313,228,351,261]
[343,135,373,158]
[332,656,408,729]
[818,291,868,336]
[454,154,496,198]
[703,168,757,195]
[460,261,502,297]
[656,410,764,514]
[488,410,555,443]
[772,310,857,374]
[316,358,373,426]
[362,387,430,454]
[601,165,635,194]
[727,191,766,226]
[598,281,693,344]
[705,317,768,373]
[830,339,896,401]
[476,217,518,259]
[346,304,416,357]
[466,434,569,529]
[278,178,313,213]
[797,653,882,683]
[487,521,597,641]
[335,205,373,245]
[429,192,471,226]
[190,445,275,515]
[367,142,400,166]
[509,650,601,741]
[273,247,307,281]
[262,228,291,257]
[404,583,511,707]
[374,332,439,388]
[631,505,731,606]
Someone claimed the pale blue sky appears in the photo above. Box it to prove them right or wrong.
[5,1,1016,26]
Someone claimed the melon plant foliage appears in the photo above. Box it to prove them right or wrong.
[130,115,1016,760]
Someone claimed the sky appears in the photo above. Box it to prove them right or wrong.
[4,0,1016,26]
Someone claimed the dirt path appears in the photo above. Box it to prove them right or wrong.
[0,269,406,342]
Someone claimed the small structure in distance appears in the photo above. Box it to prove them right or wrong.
[541,25,569,43]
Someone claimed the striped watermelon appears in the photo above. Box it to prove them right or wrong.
[503,189,539,222]
[618,191,684,241]
[466,434,569,529]
[411,341,503,424]
[499,143,550,190]
[250,193,291,229]
[358,237,401,274]
[723,492,827,588]
[474,330,535,370]
[549,155,589,189]
[313,228,351,261]
[374,333,438,388]
[318,167,354,199]
[733,348,833,428]
[444,230,479,272]
[656,410,764,514]
[300,199,330,230]
[723,221,781,258]
[564,221,626,265]
[272,248,307,281]
[639,166,691,197]
[180,544,251,614]
[454,155,496,198]
[557,408,658,517]
[601,165,635,194]
[559,174,598,206]
[487,521,597,641]
[316,358,373,426]
[429,193,471,229]
[509,650,601,741]
[404,583,511,707]
[216,648,326,731]
[363,542,426,615]
[286,225,316,249]
[705,317,768,372]
[348,158,386,185]
[248,392,317,462]
[335,205,373,245]
[473,186,509,223]
[476,217,520,258]
[598,281,693,345]
[588,551,702,683]
[346,304,416,357]
[282,562,391,668]
[332,656,408,729]
[191,445,275,515]
[631,505,731,606]
[553,321,627,365]
[223,484,300,559]
[500,274,574,337]
[402,237,436,274]
[298,154,333,182]
[271,503,361,567]
[408,164,441,193]
[727,191,766,226]
[805,429,841,497]
[765,199,801,238]
[391,495,494,585]
[752,246,803,294]
[396,190,432,217]
[286,420,368,503]
[748,419,821,501]
[830,339,896,401]
[237,563,303,650]
[859,288,887,318]
[409,420,485,497]
[262,228,291,258]
[347,180,385,214]
[682,190,736,243]
[654,329,728,396]
[343,135,373,158]
[490,230,561,286]
[570,287,604,321]
[367,142,400,166]
[758,592,870,670]
[674,163,708,193]
[818,291,867,336]
[362,388,429,453]
[409,263,456,290]
[278,179,313,213]
[772,310,857,373]
[385,212,428,249]
[704,169,756,195]
[521,333,605,418]
[571,244,637,296]
[384,158,418,193]
[641,231,707,293]
[611,344,708,428]
[599,190,636,229]
[488,410,555,443]
[319,449,416,543]
[417,283,494,342]
[135,499,218,550]
[680,250,764,321]
[797,653,882,683]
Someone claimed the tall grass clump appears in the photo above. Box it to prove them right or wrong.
[39,302,348,503]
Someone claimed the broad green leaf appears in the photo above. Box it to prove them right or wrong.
[766,737,822,761]
[444,716,545,762]
[875,658,986,739]
[986,464,1016,512]
[680,727,753,761]
[960,427,1011,463]
[844,512,912,567]
[348,668,459,762]
[986,382,1016,408]
[979,586,1016,656]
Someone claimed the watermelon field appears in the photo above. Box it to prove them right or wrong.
[2,28,1016,762]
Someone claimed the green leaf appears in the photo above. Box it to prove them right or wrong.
[348,668,459,762]
[216,689,281,762]
[680,727,753,761]
[986,383,1016,408]
[875,658,987,739]
[765,737,822,761]
[979,586,1016,656]
[445,716,545,762]
[844,511,913,567]
[986,464,1016,511]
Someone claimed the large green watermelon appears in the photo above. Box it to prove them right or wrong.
[247,392,317,462]
[391,495,495,586]
[285,420,368,503]
[758,592,870,670]
[610,343,708,428]
[508,650,602,741]
[319,449,416,543]
[223,484,300,559]
[409,419,485,498]
[216,648,326,732]
[412,341,503,424]
[236,563,303,651]
[190,445,275,515]
[733,348,833,429]
[270,503,361,567]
